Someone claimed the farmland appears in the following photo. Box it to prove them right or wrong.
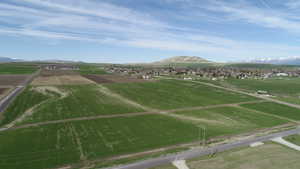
[0,75,29,86]
[4,85,145,125]
[153,143,300,169]
[0,87,50,126]
[212,77,300,105]
[1,70,300,169]
[105,80,258,110]
[241,102,300,121]
[0,63,38,74]
[77,64,108,75]
[84,74,147,84]
[0,114,199,169]
[172,106,289,138]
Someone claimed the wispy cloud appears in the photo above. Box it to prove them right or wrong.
[0,0,300,62]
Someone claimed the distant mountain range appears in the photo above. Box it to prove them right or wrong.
[250,56,300,65]
[0,57,81,64]
[0,57,23,62]
[154,56,211,64]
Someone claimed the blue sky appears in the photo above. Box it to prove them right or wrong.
[0,0,300,63]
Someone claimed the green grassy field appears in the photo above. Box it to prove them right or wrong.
[241,102,300,121]
[77,64,107,75]
[0,87,49,126]
[207,77,300,105]
[0,63,38,74]
[105,80,258,110]
[285,134,300,146]
[12,85,145,124]
[0,114,199,169]
[154,143,300,169]
[172,106,288,138]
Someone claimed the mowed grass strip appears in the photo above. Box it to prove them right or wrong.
[172,106,288,138]
[285,134,300,146]
[105,80,258,110]
[0,87,49,126]
[21,85,145,124]
[0,114,199,169]
[241,102,300,121]
[0,63,38,74]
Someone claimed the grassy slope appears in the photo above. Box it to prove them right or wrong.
[173,106,288,138]
[241,102,300,121]
[285,134,300,146]
[20,85,145,124]
[0,87,49,126]
[0,63,38,74]
[105,80,257,110]
[0,114,199,169]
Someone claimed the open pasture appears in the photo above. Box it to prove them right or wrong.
[84,74,147,84]
[31,75,95,86]
[11,85,145,124]
[105,79,258,110]
[241,102,300,121]
[0,75,29,86]
[0,114,199,169]
[172,106,288,138]
[0,63,38,74]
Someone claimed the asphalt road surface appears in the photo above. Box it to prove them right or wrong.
[0,70,40,113]
[106,128,300,169]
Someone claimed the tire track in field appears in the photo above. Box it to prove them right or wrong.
[4,99,50,128]
[96,84,158,112]
[0,100,267,132]
[69,124,86,161]
[237,105,300,124]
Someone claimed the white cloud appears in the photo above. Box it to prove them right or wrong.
[0,0,300,62]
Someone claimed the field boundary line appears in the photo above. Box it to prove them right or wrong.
[96,84,158,112]
[0,100,267,132]
[237,105,300,124]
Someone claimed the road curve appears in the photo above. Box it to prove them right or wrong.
[105,128,300,169]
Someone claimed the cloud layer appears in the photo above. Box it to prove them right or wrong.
[0,0,300,62]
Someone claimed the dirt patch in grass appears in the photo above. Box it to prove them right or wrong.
[32,86,69,98]
[83,75,149,84]
[0,87,11,100]
[0,75,29,86]
[31,75,95,86]
[0,88,8,95]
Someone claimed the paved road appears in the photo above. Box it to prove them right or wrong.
[106,128,300,169]
[0,70,40,113]
[0,86,24,113]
